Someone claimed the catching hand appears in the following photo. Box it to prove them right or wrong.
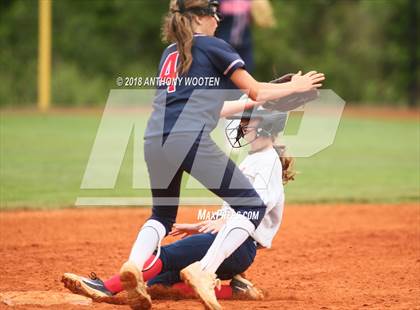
[263,71,324,111]
[291,70,325,92]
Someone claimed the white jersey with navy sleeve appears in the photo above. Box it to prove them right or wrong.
[221,147,284,248]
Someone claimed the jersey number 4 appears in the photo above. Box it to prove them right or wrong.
[159,51,179,93]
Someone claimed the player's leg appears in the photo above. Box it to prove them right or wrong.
[148,274,233,299]
[130,131,209,273]
[133,131,207,267]
[213,237,264,300]
[197,148,266,273]
[179,136,265,308]
[155,233,256,281]
[190,136,266,233]
[119,140,183,310]
[126,139,182,270]
[149,276,262,300]
[62,234,260,301]
[63,232,216,300]
[104,254,164,295]
[121,133,209,309]
[147,235,260,300]
[145,235,262,300]
[179,136,265,307]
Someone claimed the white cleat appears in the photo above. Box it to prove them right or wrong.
[119,261,152,310]
[180,262,222,310]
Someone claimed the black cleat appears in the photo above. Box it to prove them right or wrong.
[230,274,264,300]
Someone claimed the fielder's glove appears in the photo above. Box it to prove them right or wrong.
[262,73,319,111]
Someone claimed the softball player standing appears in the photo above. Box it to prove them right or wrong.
[121,1,323,309]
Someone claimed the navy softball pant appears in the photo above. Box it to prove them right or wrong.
[148,233,257,286]
[144,132,267,234]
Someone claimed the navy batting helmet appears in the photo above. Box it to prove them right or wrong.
[175,0,222,21]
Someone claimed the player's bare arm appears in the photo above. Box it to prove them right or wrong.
[169,217,226,237]
[198,218,226,234]
[230,68,325,102]
[169,222,204,239]
[220,98,264,118]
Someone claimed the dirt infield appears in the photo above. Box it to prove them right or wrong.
[0,204,419,309]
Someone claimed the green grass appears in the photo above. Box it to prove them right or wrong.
[1,111,419,209]
[286,115,419,203]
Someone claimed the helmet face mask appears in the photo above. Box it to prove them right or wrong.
[225,108,288,148]
[225,118,272,148]
[225,119,246,148]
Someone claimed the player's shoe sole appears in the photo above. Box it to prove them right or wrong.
[119,261,152,310]
[61,273,112,301]
[180,262,222,310]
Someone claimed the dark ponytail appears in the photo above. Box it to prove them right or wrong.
[162,0,207,75]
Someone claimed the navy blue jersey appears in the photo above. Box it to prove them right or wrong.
[144,34,245,139]
[216,0,252,49]
[216,0,254,71]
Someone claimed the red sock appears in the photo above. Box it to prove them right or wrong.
[104,255,163,294]
[172,282,233,299]
[216,285,233,299]
[142,255,163,282]
[103,274,123,294]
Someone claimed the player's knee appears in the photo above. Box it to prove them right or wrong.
[236,204,266,229]
[225,212,256,235]
[148,216,173,236]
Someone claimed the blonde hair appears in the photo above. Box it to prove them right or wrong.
[162,0,208,75]
[251,0,276,28]
[274,145,296,185]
